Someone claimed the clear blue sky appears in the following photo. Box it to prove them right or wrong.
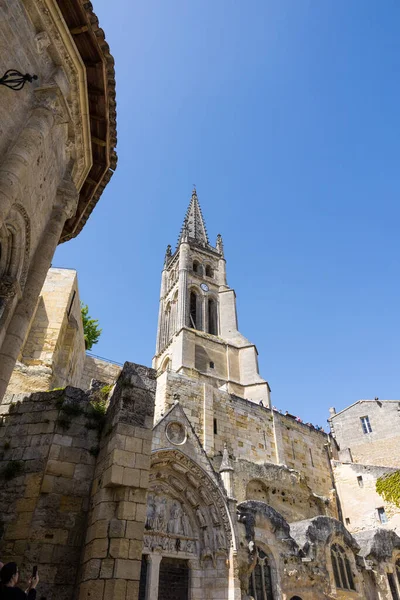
[55,0,400,428]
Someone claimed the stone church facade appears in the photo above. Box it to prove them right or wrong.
[0,190,399,600]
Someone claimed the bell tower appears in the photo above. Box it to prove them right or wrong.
[153,188,270,405]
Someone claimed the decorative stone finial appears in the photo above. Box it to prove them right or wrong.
[216,233,224,256]
[164,244,172,265]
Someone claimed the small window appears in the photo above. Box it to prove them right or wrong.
[205,265,213,278]
[378,507,388,524]
[357,476,363,488]
[193,260,199,273]
[309,448,314,467]
[360,416,372,434]
[209,361,215,369]
[345,517,350,526]
[213,418,217,435]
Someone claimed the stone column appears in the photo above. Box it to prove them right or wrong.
[0,178,78,400]
[156,267,168,354]
[177,237,190,330]
[145,553,162,600]
[0,85,68,228]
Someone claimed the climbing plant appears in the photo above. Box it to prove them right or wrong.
[81,303,102,350]
[376,471,400,508]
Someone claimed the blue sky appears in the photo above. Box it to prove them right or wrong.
[55,0,400,428]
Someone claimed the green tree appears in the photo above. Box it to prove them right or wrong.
[81,303,102,350]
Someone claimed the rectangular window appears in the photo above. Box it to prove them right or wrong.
[357,476,364,488]
[213,418,217,435]
[345,517,351,525]
[309,448,314,467]
[360,416,372,434]
[209,361,215,369]
[378,507,388,524]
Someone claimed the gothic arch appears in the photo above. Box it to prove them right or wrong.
[207,294,218,335]
[247,542,279,600]
[0,204,30,323]
[188,286,203,331]
[146,448,235,561]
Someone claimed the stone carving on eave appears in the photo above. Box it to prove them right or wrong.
[28,0,92,191]
[147,449,233,565]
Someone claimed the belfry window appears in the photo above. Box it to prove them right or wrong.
[330,544,355,591]
[189,291,200,330]
[248,546,274,600]
[205,265,213,278]
[208,298,218,335]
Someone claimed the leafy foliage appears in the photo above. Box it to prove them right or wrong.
[81,303,102,350]
[376,471,400,508]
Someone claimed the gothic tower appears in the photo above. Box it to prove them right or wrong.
[152,188,270,407]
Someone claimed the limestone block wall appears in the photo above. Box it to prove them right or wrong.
[0,387,99,600]
[7,268,86,393]
[156,371,335,502]
[0,362,155,600]
[79,363,155,600]
[80,355,122,390]
[329,400,400,467]
[333,462,400,533]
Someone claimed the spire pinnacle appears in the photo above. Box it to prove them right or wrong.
[178,188,209,247]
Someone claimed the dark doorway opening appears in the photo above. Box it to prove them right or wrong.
[158,557,189,600]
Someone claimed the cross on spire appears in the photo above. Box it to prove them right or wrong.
[178,188,209,246]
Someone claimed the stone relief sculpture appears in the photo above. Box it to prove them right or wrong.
[196,506,207,528]
[182,508,193,537]
[166,421,186,445]
[214,527,226,550]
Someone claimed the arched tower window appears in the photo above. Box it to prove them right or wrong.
[249,546,274,600]
[205,265,213,278]
[208,298,217,335]
[331,544,355,591]
[189,291,202,330]
[193,260,199,273]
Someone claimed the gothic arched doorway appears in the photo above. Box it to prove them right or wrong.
[139,448,234,600]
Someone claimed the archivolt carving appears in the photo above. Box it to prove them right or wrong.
[148,449,233,564]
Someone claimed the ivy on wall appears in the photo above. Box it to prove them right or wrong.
[376,471,400,508]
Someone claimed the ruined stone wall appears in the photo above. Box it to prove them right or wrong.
[330,400,400,467]
[0,362,155,600]
[7,268,85,393]
[156,371,334,503]
[333,461,400,533]
[80,355,122,390]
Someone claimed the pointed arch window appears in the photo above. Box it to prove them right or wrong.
[208,298,218,335]
[249,546,274,600]
[189,291,202,330]
[331,544,355,591]
[205,265,213,278]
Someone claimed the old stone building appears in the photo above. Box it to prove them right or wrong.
[0,0,117,400]
[0,189,400,600]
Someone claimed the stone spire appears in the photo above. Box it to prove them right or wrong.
[178,188,209,246]
[219,443,234,498]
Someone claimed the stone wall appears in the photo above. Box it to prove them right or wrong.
[333,461,400,533]
[7,268,85,394]
[0,0,92,398]
[0,362,155,600]
[80,355,122,390]
[329,400,400,467]
[156,370,336,504]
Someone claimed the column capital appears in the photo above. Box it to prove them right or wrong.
[55,175,79,220]
[33,83,70,125]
